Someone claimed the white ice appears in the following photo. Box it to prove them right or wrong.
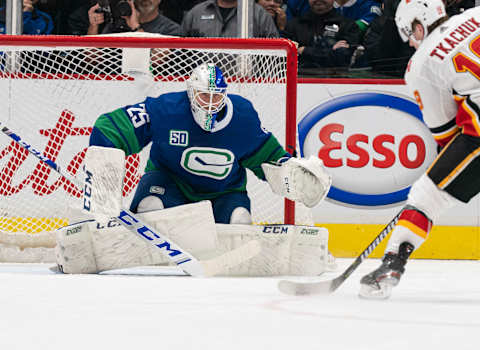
[0,259,479,350]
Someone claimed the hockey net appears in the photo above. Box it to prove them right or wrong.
[0,34,312,263]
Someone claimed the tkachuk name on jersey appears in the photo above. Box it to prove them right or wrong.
[430,17,480,60]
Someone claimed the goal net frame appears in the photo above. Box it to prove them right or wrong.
[0,34,303,262]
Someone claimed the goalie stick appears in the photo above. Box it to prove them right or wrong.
[0,122,261,277]
[278,211,401,295]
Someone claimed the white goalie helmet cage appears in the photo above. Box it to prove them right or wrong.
[395,0,447,43]
[186,63,228,132]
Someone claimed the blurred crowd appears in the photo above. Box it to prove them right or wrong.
[0,0,477,77]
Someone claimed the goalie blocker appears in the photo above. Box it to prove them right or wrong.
[56,201,330,276]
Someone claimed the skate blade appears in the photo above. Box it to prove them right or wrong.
[358,282,393,300]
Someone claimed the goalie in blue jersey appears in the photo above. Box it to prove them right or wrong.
[52,64,331,276]
[87,63,331,224]
[53,63,332,276]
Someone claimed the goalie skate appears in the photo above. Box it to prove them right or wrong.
[359,242,414,300]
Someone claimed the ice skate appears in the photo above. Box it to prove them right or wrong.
[359,242,414,299]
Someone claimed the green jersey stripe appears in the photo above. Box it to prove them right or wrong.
[241,135,288,179]
[94,109,142,156]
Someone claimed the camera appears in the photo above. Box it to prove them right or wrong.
[97,0,132,17]
[94,0,132,32]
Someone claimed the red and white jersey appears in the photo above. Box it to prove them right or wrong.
[405,7,480,147]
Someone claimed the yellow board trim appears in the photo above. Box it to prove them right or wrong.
[321,223,480,260]
[2,218,479,260]
[0,217,69,233]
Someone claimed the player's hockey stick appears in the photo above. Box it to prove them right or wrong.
[0,122,260,277]
[278,211,401,295]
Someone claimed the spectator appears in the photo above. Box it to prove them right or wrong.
[0,0,54,34]
[87,0,180,35]
[286,0,310,20]
[283,0,362,70]
[159,0,207,24]
[65,1,92,35]
[256,0,287,31]
[181,0,279,38]
[334,0,382,33]
[52,0,88,35]
[0,0,6,33]
[356,0,414,77]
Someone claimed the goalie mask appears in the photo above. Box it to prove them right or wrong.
[395,0,446,45]
[186,63,228,132]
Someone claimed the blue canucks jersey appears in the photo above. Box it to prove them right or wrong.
[89,91,289,201]
[334,0,382,30]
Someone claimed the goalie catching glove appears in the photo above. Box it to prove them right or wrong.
[261,156,331,208]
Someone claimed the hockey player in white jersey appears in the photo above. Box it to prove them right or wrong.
[360,0,480,299]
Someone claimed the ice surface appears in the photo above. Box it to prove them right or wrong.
[0,259,479,350]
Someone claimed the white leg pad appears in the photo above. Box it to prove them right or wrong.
[57,200,329,276]
[289,227,330,275]
[55,220,98,274]
[91,219,161,271]
[57,201,219,273]
[215,224,329,276]
[139,201,219,260]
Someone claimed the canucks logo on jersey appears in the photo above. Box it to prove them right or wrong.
[181,147,235,180]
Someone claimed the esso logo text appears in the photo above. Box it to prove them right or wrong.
[318,123,426,169]
[298,93,438,207]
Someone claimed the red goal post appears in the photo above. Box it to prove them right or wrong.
[0,34,312,262]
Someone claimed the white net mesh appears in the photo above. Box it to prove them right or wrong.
[0,35,312,261]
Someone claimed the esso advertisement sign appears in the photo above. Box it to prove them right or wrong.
[299,92,438,207]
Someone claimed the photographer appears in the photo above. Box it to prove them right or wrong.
[87,0,180,35]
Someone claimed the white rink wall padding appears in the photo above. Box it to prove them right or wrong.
[1,76,478,259]
[297,80,480,259]
[0,259,479,350]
